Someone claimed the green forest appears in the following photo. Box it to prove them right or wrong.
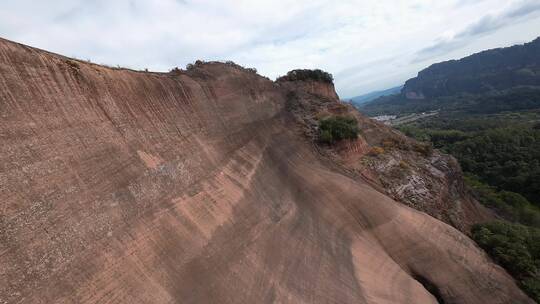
[472,221,540,300]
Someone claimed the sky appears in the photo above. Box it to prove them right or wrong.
[1,0,540,98]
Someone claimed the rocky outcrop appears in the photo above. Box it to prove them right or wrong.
[289,80,340,101]
[285,87,493,232]
[0,37,532,303]
[357,133,493,232]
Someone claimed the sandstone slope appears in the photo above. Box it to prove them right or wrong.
[0,38,532,303]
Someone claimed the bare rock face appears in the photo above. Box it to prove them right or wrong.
[0,38,533,304]
[290,80,340,101]
[351,114,494,232]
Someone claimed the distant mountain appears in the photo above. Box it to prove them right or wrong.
[359,37,540,116]
[347,85,402,105]
[403,37,540,100]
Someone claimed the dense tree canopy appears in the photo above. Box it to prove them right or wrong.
[472,221,540,302]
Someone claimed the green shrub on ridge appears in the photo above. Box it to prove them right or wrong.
[318,116,359,144]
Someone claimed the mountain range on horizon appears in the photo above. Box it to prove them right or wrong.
[358,36,540,116]
[346,85,403,106]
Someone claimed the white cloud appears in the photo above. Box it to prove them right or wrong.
[414,0,540,62]
[0,0,539,97]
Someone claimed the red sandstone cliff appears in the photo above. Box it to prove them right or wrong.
[0,38,532,303]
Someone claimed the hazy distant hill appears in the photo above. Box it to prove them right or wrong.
[348,85,402,105]
[359,37,540,116]
[403,37,540,100]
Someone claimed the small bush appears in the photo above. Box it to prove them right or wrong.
[170,67,182,74]
[412,142,434,157]
[381,138,408,150]
[379,136,433,157]
[381,139,395,149]
[369,146,385,156]
[318,116,359,144]
[320,130,333,144]
[314,111,329,120]
[65,60,80,70]
[399,160,409,169]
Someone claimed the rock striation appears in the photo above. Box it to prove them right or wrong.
[0,37,533,303]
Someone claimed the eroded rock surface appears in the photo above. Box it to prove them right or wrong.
[0,38,532,303]
[283,86,493,232]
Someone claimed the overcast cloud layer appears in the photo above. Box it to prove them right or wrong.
[1,0,539,97]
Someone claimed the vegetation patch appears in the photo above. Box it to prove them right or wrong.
[182,60,258,74]
[378,137,433,157]
[318,116,358,144]
[399,160,409,170]
[465,175,540,228]
[65,60,81,73]
[472,221,540,302]
[368,146,385,156]
[277,69,334,83]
